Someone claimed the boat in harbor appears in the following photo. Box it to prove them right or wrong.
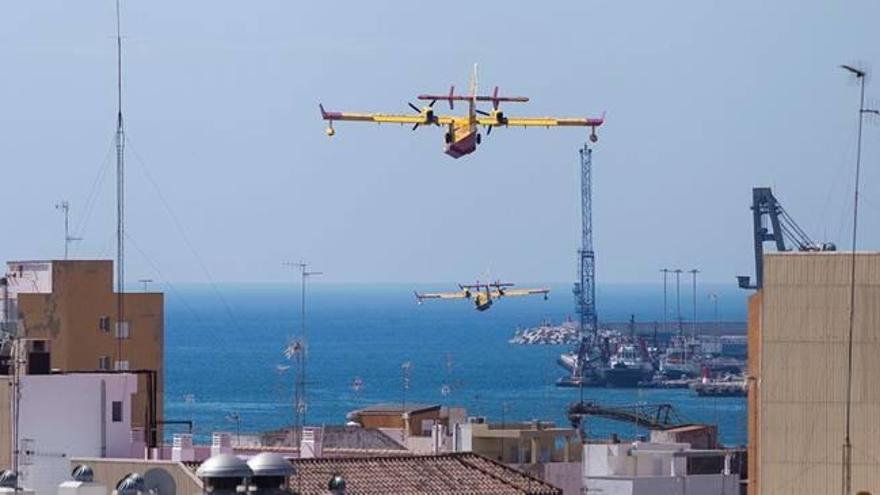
[659,346,700,378]
[691,375,748,397]
[601,343,654,388]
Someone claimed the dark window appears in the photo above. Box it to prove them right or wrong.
[31,340,46,352]
[99,316,110,333]
[112,401,123,422]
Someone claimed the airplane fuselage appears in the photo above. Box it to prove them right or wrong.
[444,118,479,158]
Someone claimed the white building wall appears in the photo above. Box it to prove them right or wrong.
[583,443,739,495]
[14,374,136,495]
[5,261,53,295]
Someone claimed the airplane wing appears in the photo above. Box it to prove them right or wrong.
[499,288,550,298]
[415,290,469,302]
[321,105,455,125]
[476,113,605,128]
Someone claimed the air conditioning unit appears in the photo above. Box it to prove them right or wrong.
[467,416,486,424]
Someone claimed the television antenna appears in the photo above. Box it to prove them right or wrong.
[54,201,82,259]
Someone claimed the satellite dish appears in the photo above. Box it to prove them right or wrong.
[143,468,176,495]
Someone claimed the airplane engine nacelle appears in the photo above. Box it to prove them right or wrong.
[424,109,435,123]
[326,126,335,137]
[493,111,505,124]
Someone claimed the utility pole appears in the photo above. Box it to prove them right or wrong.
[55,201,82,259]
[839,63,878,495]
[282,261,321,448]
[2,278,21,492]
[114,0,127,368]
[689,269,699,337]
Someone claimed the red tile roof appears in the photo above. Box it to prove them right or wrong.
[287,452,562,495]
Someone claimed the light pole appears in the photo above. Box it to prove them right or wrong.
[673,269,684,363]
[839,63,878,495]
[660,269,670,337]
[689,269,699,337]
[708,293,719,335]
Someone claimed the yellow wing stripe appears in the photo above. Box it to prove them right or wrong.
[476,117,599,127]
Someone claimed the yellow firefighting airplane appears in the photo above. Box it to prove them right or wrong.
[320,65,604,158]
[415,281,550,312]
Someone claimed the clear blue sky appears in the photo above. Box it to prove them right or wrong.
[1,1,878,284]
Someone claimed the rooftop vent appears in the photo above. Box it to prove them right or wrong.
[0,470,16,488]
[327,474,346,495]
[114,473,144,495]
[196,454,253,494]
[247,453,295,493]
[72,465,94,483]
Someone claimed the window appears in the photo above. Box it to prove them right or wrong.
[115,321,130,339]
[98,356,110,371]
[114,360,129,371]
[99,316,110,333]
[112,401,123,422]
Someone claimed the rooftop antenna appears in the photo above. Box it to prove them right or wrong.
[839,63,878,495]
[282,261,321,448]
[114,0,127,367]
[55,201,82,259]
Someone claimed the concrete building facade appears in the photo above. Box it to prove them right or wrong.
[748,252,880,494]
[3,260,163,446]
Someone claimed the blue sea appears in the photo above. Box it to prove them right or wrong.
[164,283,749,446]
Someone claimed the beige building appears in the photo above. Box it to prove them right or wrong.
[748,252,880,494]
[2,260,163,448]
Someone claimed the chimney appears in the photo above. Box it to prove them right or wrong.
[211,432,233,457]
[431,424,446,454]
[300,427,324,459]
[171,434,195,462]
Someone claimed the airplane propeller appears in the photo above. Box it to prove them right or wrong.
[475,109,493,135]
[409,100,438,131]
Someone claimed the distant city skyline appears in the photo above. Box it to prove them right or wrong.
[1,1,878,284]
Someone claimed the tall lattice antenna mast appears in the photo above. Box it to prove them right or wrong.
[114,0,127,366]
[572,144,597,380]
